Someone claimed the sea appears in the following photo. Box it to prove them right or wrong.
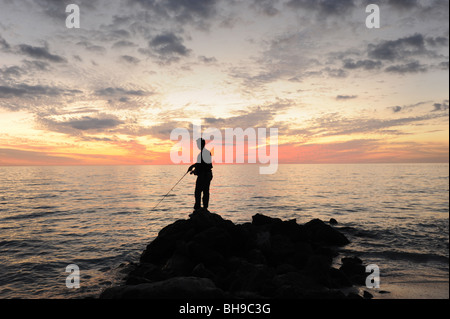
[0,164,448,299]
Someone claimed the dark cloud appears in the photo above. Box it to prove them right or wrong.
[129,0,220,28]
[386,0,419,9]
[63,116,124,131]
[368,34,427,61]
[32,0,100,20]
[390,106,403,113]
[343,59,382,70]
[198,55,217,64]
[119,55,140,64]
[388,101,428,113]
[0,84,79,99]
[251,0,280,16]
[438,61,449,70]
[325,67,348,78]
[0,60,52,81]
[139,32,191,63]
[76,41,107,54]
[385,61,427,74]
[0,66,25,79]
[95,87,149,97]
[426,36,449,47]
[38,114,124,134]
[336,95,358,100]
[22,60,52,71]
[432,101,449,112]
[17,44,67,63]
[0,35,10,51]
[286,0,356,16]
[150,33,190,56]
[112,40,137,49]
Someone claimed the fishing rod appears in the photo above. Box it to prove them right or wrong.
[150,170,189,212]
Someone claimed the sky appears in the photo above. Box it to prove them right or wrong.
[0,0,448,165]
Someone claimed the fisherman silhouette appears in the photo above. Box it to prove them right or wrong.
[188,138,213,211]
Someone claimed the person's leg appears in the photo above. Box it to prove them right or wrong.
[202,173,212,209]
[194,177,202,209]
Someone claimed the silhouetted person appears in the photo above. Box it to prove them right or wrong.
[188,138,213,211]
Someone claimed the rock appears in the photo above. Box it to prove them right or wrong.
[125,263,169,285]
[191,263,215,280]
[340,256,366,285]
[347,292,363,299]
[227,262,275,296]
[363,290,374,299]
[252,213,282,226]
[100,277,225,299]
[101,212,367,299]
[329,218,338,225]
[304,219,350,246]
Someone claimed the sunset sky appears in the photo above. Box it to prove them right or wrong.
[0,0,448,165]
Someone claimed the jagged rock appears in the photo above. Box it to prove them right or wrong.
[101,212,364,299]
[304,219,350,246]
[100,277,225,299]
[340,256,366,285]
[363,290,374,299]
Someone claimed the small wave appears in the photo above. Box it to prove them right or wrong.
[1,210,65,221]
[367,251,449,263]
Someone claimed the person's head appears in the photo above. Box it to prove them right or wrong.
[197,138,206,150]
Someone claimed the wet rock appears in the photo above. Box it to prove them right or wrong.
[340,256,366,285]
[100,277,225,299]
[101,212,366,299]
[363,290,374,299]
[329,218,338,225]
[304,219,350,246]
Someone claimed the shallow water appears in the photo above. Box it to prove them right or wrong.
[0,164,448,298]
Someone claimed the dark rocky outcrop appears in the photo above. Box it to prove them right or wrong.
[100,210,367,299]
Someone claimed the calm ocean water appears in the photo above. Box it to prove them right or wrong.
[0,164,448,299]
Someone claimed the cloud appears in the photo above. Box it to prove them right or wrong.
[432,101,449,112]
[390,106,403,113]
[198,55,217,64]
[38,114,125,135]
[129,0,221,29]
[385,61,427,74]
[368,34,427,61]
[426,36,449,47]
[0,35,10,51]
[0,84,79,99]
[388,101,428,113]
[94,87,149,97]
[336,95,357,100]
[63,116,124,131]
[286,0,356,16]
[32,0,100,20]
[250,0,280,16]
[386,0,419,10]
[0,65,25,79]
[138,32,191,64]
[119,55,141,64]
[17,44,67,63]
[112,40,137,49]
[343,59,382,70]
[291,110,449,139]
[76,41,107,54]
[149,32,190,59]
